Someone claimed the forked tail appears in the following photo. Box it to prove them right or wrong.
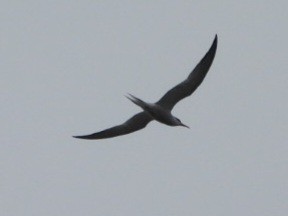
[125,93,149,110]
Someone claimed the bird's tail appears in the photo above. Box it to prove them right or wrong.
[125,93,149,110]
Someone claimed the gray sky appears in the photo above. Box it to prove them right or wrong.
[1,1,287,215]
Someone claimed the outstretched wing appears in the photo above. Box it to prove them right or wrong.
[73,112,153,140]
[156,35,218,110]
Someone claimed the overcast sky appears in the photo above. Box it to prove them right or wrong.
[1,1,287,216]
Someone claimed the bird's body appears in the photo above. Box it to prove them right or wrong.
[126,94,187,127]
[74,35,218,140]
[147,106,176,126]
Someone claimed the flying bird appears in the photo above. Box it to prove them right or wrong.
[73,35,217,140]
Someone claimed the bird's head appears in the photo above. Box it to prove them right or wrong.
[175,117,190,129]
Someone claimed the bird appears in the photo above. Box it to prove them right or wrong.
[73,35,217,140]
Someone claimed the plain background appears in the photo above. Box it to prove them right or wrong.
[1,1,287,216]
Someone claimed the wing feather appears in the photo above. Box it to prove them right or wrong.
[73,112,152,140]
[156,35,218,110]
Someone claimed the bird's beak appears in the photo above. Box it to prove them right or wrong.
[180,123,190,129]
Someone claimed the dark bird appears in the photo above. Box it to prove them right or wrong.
[74,35,218,140]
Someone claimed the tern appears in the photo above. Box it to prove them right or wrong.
[74,35,217,140]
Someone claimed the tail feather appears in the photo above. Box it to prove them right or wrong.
[125,93,148,110]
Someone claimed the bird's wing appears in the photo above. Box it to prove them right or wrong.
[156,35,218,110]
[73,112,153,140]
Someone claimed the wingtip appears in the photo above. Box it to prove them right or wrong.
[73,135,90,139]
[72,135,96,140]
[213,34,218,45]
[208,34,218,55]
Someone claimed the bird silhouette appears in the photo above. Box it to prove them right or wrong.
[73,35,217,140]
